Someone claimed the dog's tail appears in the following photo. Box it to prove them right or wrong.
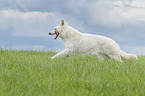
[120,51,138,60]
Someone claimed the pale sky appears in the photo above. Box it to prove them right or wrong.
[0,0,145,55]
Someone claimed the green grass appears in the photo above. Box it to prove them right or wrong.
[0,49,145,96]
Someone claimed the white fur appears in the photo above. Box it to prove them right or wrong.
[49,19,138,61]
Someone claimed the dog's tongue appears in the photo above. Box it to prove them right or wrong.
[54,30,59,39]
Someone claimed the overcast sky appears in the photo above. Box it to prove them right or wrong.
[0,0,145,55]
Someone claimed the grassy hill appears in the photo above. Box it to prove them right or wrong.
[0,49,145,96]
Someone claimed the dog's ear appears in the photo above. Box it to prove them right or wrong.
[60,19,65,26]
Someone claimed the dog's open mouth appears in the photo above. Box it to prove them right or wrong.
[54,31,60,39]
[49,30,60,40]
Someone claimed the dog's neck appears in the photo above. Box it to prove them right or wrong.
[60,25,82,41]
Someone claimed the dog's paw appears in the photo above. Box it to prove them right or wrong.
[48,57,55,59]
[51,56,56,59]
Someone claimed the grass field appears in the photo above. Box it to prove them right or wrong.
[0,49,145,96]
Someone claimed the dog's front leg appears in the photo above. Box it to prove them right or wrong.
[51,49,72,59]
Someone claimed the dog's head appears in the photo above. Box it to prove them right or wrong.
[49,19,66,40]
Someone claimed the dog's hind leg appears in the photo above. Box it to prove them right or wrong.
[108,54,122,62]
[51,49,72,59]
[97,52,109,61]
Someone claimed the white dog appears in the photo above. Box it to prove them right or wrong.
[49,19,138,61]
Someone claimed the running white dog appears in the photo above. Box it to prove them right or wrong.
[49,19,138,61]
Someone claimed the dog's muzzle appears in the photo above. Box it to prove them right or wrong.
[49,32,54,35]
[49,29,60,40]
